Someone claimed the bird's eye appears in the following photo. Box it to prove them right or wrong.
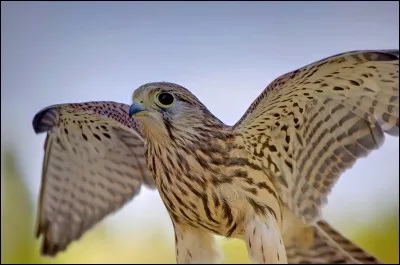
[156,92,175,107]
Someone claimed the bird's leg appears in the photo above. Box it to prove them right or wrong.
[244,215,288,264]
[172,221,223,264]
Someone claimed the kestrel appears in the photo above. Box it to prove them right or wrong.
[32,50,399,264]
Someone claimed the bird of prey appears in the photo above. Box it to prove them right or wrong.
[32,50,399,264]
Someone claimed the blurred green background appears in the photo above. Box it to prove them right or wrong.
[1,148,398,264]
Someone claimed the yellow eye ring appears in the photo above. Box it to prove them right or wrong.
[155,92,175,107]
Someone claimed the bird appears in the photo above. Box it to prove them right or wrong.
[32,49,399,264]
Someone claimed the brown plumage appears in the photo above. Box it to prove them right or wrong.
[33,50,398,263]
[32,102,155,255]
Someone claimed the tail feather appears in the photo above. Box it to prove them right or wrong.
[286,220,382,264]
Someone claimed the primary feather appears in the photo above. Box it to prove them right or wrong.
[33,101,155,256]
[234,50,399,223]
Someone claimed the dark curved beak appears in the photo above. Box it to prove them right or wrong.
[129,102,146,117]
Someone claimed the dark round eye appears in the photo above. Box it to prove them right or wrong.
[157,92,174,106]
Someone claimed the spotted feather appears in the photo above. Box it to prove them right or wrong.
[33,101,155,256]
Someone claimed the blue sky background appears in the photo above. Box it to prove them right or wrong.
[1,1,399,241]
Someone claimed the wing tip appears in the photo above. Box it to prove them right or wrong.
[372,49,399,61]
[40,239,64,258]
[32,105,60,134]
[36,219,69,258]
[380,49,399,59]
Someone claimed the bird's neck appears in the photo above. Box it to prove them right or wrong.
[144,117,238,186]
[166,116,232,147]
[141,114,235,161]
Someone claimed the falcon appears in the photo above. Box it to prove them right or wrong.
[32,50,399,264]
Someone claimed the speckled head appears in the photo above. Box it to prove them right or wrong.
[129,81,224,141]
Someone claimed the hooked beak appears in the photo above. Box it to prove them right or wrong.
[129,102,147,117]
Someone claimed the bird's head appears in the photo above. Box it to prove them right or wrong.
[129,82,227,144]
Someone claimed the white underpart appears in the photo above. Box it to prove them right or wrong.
[244,215,288,264]
[174,222,223,264]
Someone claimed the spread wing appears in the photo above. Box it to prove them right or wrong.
[32,101,155,256]
[233,50,399,223]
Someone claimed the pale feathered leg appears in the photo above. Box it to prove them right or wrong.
[173,221,223,264]
[244,215,288,264]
